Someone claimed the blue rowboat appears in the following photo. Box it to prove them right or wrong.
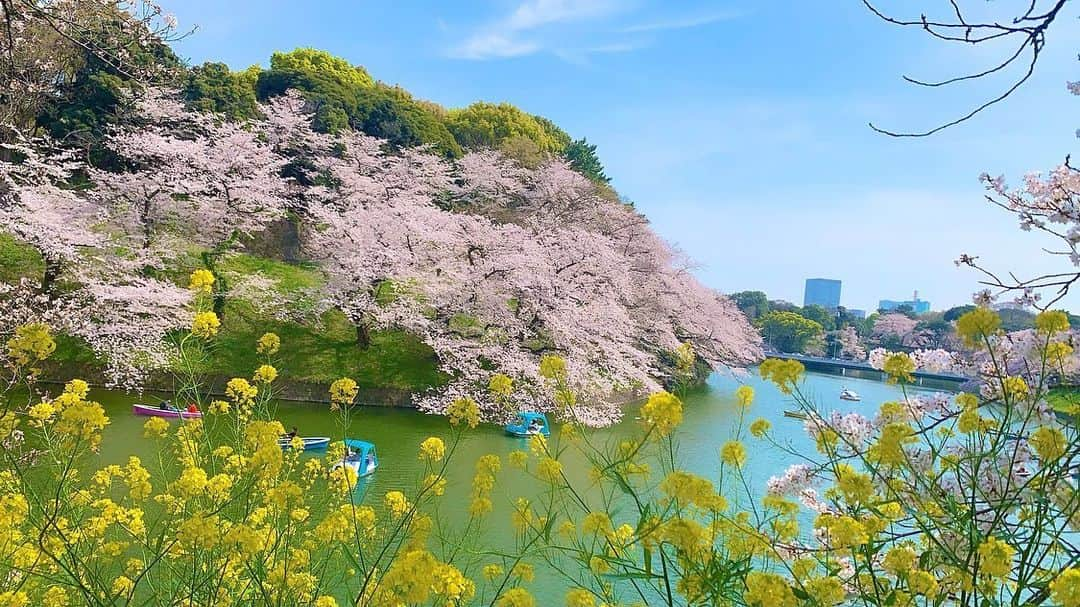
[278,436,331,450]
[505,412,550,437]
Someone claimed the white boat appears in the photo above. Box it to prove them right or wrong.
[839,388,861,402]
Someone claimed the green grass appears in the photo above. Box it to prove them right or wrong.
[217,254,324,292]
[1046,386,1080,416]
[203,301,446,390]
[0,232,43,284]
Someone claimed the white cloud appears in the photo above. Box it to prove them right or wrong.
[451,33,540,60]
[449,0,630,60]
[620,10,742,33]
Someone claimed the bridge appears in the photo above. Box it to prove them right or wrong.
[765,352,971,384]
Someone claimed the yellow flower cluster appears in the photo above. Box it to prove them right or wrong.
[758,358,804,394]
[188,269,215,293]
[6,322,56,367]
[720,440,747,468]
[469,454,501,517]
[660,471,726,511]
[257,332,281,355]
[418,437,445,462]
[735,384,754,408]
[328,377,358,410]
[191,311,221,339]
[744,571,796,607]
[977,536,1014,578]
[882,352,916,383]
[956,307,1001,347]
[252,364,278,384]
[446,396,480,428]
[226,377,258,405]
[1051,568,1079,607]
[750,417,771,437]
[1035,309,1070,335]
[639,391,683,437]
[488,373,513,397]
[1030,426,1067,460]
[539,354,567,381]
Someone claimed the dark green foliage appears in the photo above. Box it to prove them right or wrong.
[943,305,976,322]
[563,138,610,184]
[184,63,260,120]
[36,37,181,168]
[256,69,462,157]
[730,291,771,320]
[998,307,1036,332]
[799,304,836,331]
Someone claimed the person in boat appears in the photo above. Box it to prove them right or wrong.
[186,403,199,414]
[161,399,178,411]
[281,426,298,441]
[365,453,375,470]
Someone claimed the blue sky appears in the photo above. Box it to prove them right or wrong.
[168,0,1079,312]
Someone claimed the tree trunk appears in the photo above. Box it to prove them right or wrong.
[41,258,62,298]
[355,320,371,350]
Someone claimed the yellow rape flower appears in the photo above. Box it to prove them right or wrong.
[744,572,796,607]
[1035,310,1070,335]
[1050,568,1079,607]
[143,416,169,439]
[565,588,596,607]
[384,491,410,517]
[489,373,514,397]
[188,269,215,293]
[111,576,135,597]
[720,440,747,468]
[977,536,1014,579]
[495,588,535,607]
[191,311,220,339]
[418,436,446,462]
[758,358,804,394]
[539,355,567,380]
[803,577,845,606]
[225,377,257,404]
[329,377,358,409]
[257,332,281,355]
[483,564,505,581]
[446,396,480,428]
[750,417,771,437]
[882,352,916,383]
[314,597,339,607]
[536,457,562,483]
[252,364,278,384]
[735,385,754,407]
[6,322,56,366]
[41,587,68,607]
[956,307,1001,347]
[1030,426,1067,461]
[508,450,527,469]
[639,391,683,437]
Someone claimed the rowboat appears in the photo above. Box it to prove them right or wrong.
[278,436,331,450]
[332,439,378,477]
[505,412,551,437]
[132,403,202,419]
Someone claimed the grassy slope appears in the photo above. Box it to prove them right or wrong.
[1046,386,1080,415]
[0,233,444,393]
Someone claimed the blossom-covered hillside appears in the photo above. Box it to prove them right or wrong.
[0,88,761,424]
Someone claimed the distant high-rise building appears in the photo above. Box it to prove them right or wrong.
[879,290,931,314]
[804,278,841,309]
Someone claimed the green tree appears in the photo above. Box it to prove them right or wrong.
[269,48,373,89]
[942,304,976,322]
[755,311,824,353]
[799,304,836,331]
[998,307,1036,332]
[184,62,261,120]
[256,68,462,157]
[446,102,566,153]
[730,291,770,320]
[563,138,610,184]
